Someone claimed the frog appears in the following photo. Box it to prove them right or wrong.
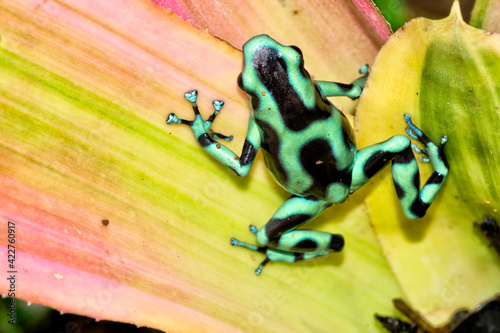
[166,35,449,275]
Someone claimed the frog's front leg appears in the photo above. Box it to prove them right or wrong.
[167,90,261,177]
[316,64,369,99]
[350,114,449,219]
[231,195,344,275]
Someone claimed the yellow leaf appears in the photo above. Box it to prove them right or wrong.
[357,1,500,325]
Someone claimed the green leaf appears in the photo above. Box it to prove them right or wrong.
[357,1,500,325]
[470,0,500,32]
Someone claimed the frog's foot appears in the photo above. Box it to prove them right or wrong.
[359,64,370,75]
[404,114,448,168]
[401,114,449,218]
[349,64,370,97]
[234,222,342,275]
[230,237,269,275]
[316,64,370,99]
[230,237,333,276]
[166,90,198,126]
[166,90,233,141]
[249,224,258,234]
[207,100,233,141]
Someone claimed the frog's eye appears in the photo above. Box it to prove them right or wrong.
[289,45,303,56]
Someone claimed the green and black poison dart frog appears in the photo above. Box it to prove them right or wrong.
[167,35,449,275]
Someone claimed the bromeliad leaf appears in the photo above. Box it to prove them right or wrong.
[0,0,400,332]
[152,0,392,114]
[356,1,500,326]
[470,0,500,32]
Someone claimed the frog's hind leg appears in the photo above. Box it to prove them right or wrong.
[231,237,334,275]
[350,114,449,219]
[231,195,344,275]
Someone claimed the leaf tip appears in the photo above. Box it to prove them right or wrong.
[449,0,465,23]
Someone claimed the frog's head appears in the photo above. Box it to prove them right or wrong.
[238,35,327,116]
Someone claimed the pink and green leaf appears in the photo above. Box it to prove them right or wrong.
[0,0,401,332]
[151,0,390,114]
[4,0,498,330]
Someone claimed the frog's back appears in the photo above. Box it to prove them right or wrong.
[239,35,356,202]
[256,102,356,202]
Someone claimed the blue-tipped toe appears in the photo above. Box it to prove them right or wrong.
[166,113,180,125]
[184,90,198,103]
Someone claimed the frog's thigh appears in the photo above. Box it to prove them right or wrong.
[350,135,412,191]
[255,195,344,253]
[255,195,329,245]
